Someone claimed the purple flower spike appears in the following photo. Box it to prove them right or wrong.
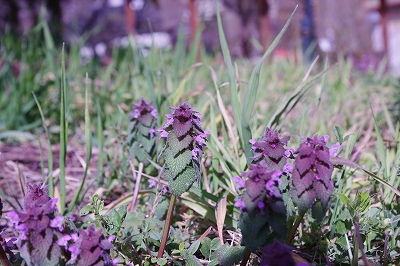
[129,98,158,126]
[238,161,285,214]
[250,127,290,170]
[128,98,158,166]
[292,134,334,212]
[329,143,341,157]
[159,102,209,196]
[7,183,63,266]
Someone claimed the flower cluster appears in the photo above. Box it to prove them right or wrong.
[158,102,209,196]
[58,225,119,266]
[234,160,287,251]
[234,161,284,215]
[291,134,334,212]
[127,98,158,166]
[7,184,63,266]
[7,184,119,266]
[250,127,290,170]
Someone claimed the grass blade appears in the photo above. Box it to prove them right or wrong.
[68,73,92,213]
[216,0,242,145]
[59,44,67,214]
[241,6,298,161]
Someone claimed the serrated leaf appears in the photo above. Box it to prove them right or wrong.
[157,258,168,265]
[181,249,202,266]
[165,166,197,196]
[210,238,222,250]
[216,244,246,266]
[239,212,272,251]
[80,205,94,216]
[188,240,201,255]
[164,148,192,178]
[167,132,193,157]
[200,237,212,259]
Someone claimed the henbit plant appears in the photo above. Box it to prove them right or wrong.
[7,184,119,266]
[156,101,209,258]
[127,98,158,166]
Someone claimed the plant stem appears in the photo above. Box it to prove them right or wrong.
[0,244,11,266]
[129,162,143,212]
[286,212,305,245]
[157,194,176,258]
[240,247,251,266]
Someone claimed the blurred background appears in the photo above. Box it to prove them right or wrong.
[1,0,400,76]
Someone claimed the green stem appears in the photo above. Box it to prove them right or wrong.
[157,194,176,258]
[0,244,11,266]
[240,247,251,266]
[285,212,305,245]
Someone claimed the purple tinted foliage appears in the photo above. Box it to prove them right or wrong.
[250,127,290,170]
[260,240,299,266]
[62,225,116,266]
[129,98,158,127]
[291,134,334,212]
[7,184,63,266]
[0,234,17,262]
[237,161,285,214]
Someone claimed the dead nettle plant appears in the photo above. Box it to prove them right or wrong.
[6,184,120,266]
[156,102,210,258]
[233,129,340,266]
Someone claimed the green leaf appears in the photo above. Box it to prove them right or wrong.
[164,148,192,178]
[338,193,350,206]
[179,242,185,252]
[216,244,246,266]
[188,240,201,255]
[167,132,192,157]
[156,258,168,266]
[181,249,202,266]
[200,237,212,259]
[165,166,197,196]
[336,220,348,235]
[79,205,94,216]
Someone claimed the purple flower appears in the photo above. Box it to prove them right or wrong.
[260,240,299,266]
[129,98,158,126]
[237,161,285,214]
[192,147,201,160]
[66,225,116,266]
[7,183,63,265]
[283,163,293,176]
[50,216,65,231]
[329,143,341,157]
[291,134,334,212]
[250,127,290,170]
[232,176,245,191]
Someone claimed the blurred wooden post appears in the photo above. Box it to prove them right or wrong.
[258,0,271,51]
[124,0,137,35]
[189,0,199,44]
[379,0,388,53]
[301,0,316,63]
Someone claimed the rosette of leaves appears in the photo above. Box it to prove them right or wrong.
[250,127,290,170]
[157,102,209,196]
[127,98,158,166]
[234,161,287,251]
[7,184,63,266]
[291,134,334,219]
